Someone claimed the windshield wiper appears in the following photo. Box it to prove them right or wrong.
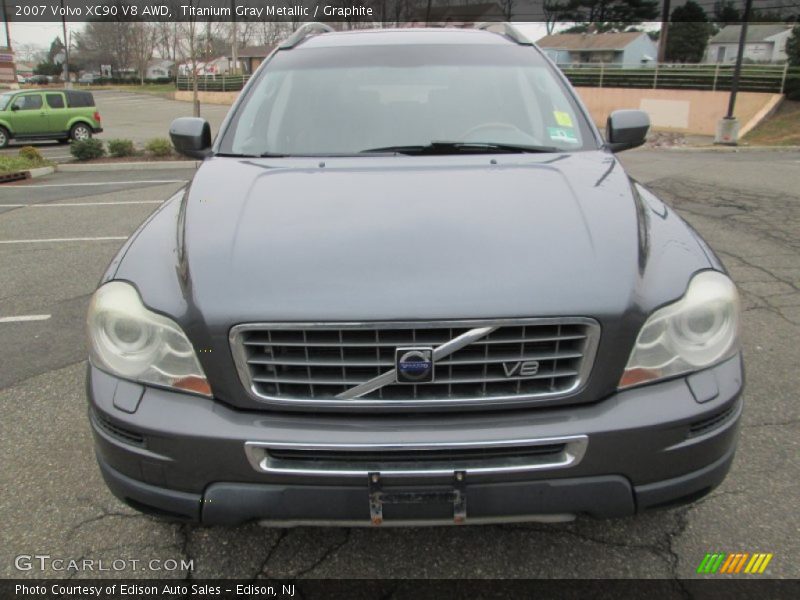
[359,141,561,155]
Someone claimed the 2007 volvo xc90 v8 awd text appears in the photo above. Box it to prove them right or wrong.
[86,23,744,526]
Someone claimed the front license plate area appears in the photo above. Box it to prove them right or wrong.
[367,471,467,525]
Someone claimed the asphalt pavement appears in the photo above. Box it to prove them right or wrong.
[0,90,230,161]
[0,149,798,581]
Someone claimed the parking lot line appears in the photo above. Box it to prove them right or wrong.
[1,180,187,189]
[0,314,51,323]
[0,236,127,244]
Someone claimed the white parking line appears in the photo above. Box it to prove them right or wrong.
[1,180,187,189]
[0,201,163,208]
[0,236,126,244]
[0,314,51,323]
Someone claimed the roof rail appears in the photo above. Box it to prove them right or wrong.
[278,22,335,50]
[474,22,533,46]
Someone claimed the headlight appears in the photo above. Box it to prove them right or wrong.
[87,281,211,397]
[619,271,740,389]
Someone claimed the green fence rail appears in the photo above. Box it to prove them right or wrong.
[176,75,250,92]
[558,63,798,95]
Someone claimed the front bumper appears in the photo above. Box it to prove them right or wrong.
[87,355,743,526]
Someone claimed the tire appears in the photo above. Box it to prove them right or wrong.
[0,126,9,149]
[70,123,92,142]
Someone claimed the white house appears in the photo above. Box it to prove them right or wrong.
[705,24,793,64]
[145,59,175,80]
[536,32,657,67]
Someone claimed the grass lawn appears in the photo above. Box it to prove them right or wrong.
[743,100,800,146]
[0,155,53,175]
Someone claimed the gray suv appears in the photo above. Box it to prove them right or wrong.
[86,24,743,526]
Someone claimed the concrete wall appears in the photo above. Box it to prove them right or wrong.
[575,87,782,136]
[173,90,240,105]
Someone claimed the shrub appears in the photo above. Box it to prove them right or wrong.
[107,138,136,158]
[145,137,173,157]
[18,146,44,163]
[70,138,105,161]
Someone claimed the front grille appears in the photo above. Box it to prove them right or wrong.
[268,444,567,464]
[231,318,600,409]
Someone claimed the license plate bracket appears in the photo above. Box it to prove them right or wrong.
[367,471,467,525]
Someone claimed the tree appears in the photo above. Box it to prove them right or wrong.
[665,1,712,63]
[130,22,158,85]
[713,1,740,24]
[549,0,660,32]
[47,37,65,64]
[73,22,135,75]
[787,25,800,67]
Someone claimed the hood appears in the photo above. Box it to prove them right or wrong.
[176,151,687,324]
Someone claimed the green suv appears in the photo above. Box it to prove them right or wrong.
[0,89,102,148]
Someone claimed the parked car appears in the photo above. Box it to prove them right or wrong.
[16,74,28,84]
[26,74,49,85]
[86,24,743,526]
[78,73,98,84]
[0,89,102,148]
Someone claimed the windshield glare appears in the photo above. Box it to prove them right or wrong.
[221,44,595,156]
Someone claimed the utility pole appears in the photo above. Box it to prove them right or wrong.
[230,0,238,74]
[715,0,753,145]
[2,0,12,51]
[657,0,671,63]
[59,0,71,88]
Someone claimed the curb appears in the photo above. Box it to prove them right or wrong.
[56,160,200,172]
[660,145,800,153]
[0,165,55,184]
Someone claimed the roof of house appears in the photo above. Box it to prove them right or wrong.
[234,45,274,58]
[535,31,647,52]
[709,24,792,45]
[147,59,175,68]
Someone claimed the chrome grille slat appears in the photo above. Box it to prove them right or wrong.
[231,318,600,410]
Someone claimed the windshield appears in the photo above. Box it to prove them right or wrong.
[0,93,13,111]
[219,43,597,156]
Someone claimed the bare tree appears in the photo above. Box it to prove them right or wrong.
[72,22,135,76]
[130,22,158,85]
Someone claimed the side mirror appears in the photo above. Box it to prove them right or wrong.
[606,109,650,153]
[169,117,212,159]
[10,104,19,111]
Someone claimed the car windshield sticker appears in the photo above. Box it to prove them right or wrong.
[554,111,573,128]
[547,127,579,144]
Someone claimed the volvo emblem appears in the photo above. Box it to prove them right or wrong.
[395,347,434,383]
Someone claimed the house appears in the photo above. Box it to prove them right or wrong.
[228,46,274,75]
[704,24,793,64]
[145,59,175,80]
[0,47,17,84]
[536,32,657,67]
[15,61,35,78]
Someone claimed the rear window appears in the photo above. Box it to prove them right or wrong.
[65,91,95,108]
[46,94,65,109]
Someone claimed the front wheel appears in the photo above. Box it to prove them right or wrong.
[0,126,9,149]
[70,123,92,142]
